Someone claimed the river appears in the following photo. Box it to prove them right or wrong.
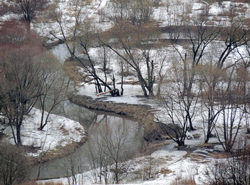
[30,45,145,180]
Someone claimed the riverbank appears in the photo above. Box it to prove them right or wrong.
[1,108,87,165]
[30,134,88,165]
[67,93,163,142]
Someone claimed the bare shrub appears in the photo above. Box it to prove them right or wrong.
[208,137,250,185]
[170,176,196,185]
[0,143,29,185]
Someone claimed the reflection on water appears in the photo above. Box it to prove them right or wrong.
[31,101,144,180]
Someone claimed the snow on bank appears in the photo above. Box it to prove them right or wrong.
[75,83,147,104]
[3,108,86,157]
[37,148,212,185]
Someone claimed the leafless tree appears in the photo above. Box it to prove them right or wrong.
[198,63,224,143]
[101,20,159,96]
[0,143,29,185]
[38,53,69,130]
[166,10,220,130]
[216,8,249,69]
[156,52,201,146]
[208,137,250,185]
[10,0,49,31]
[110,0,152,25]
[0,21,45,146]
[57,146,81,185]
[213,65,244,152]
[86,118,135,184]
[49,1,118,95]
[157,94,190,147]
[235,44,250,133]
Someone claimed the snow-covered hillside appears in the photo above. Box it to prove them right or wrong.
[1,0,250,184]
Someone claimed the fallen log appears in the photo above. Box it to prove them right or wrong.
[97,89,114,96]
[97,88,120,96]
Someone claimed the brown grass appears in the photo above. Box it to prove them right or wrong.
[19,181,63,185]
[160,168,172,177]
[170,177,196,185]
[198,143,214,148]
[207,152,229,159]
[35,182,63,185]
[183,150,192,158]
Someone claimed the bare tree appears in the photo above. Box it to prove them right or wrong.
[236,44,250,133]
[156,54,200,146]
[109,0,131,23]
[157,94,190,147]
[49,1,117,95]
[102,20,159,96]
[0,21,45,146]
[57,146,81,185]
[198,63,224,143]
[38,53,69,130]
[216,7,249,69]
[10,0,49,31]
[166,11,220,130]
[86,118,135,184]
[0,143,29,185]
[213,65,245,152]
[110,0,152,25]
[208,137,250,185]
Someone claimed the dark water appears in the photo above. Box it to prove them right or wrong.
[30,100,144,180]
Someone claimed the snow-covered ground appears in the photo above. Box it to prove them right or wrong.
[2,108,86,158]
[2,0,250,184]
[42,0,250,184]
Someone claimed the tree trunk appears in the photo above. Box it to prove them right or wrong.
[177,140,185,147]
[121,62,124,96]
[16,124,22,146]
[205,129,211,143]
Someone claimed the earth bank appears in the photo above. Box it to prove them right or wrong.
[67,93,164,142]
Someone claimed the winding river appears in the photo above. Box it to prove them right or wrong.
[30,45,145,180]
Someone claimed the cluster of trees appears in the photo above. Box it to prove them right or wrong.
[55,116,142,185]
[207,137,250,185]
[157,4,250,151]
[0,143,29,185]
[0,19,68,147]
[43,0,160,96]
[1,0,250,184]
[44,0,249,153]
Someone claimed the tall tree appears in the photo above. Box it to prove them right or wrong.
[168,14,220,130]
[12,0,49,30]
[198,63,224,143]
[0,143,29,185]
[102,20,159,97]
[49,0,118,95]
[38,53,69,130]
[86,117,135,184]
[0,20,45,146]
[157,57,199,147]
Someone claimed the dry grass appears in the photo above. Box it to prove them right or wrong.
[20,181,63,185]
[160,168,172,177]
[59,125,69,135]
[170,177,196,185]
[198,143,214,148]
[207,152,229,159]
[182,150,192,158]
[139,141,170,156]
[32,181,63,185]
